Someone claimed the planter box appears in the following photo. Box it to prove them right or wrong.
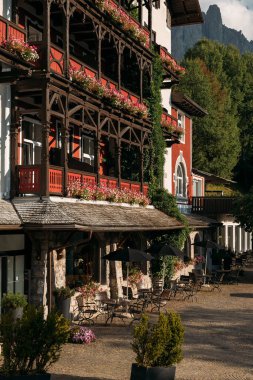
[0,374,51,380]
[130,364,176,380]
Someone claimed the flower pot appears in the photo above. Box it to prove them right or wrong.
[146,366,176,380]
[56,298,71,320]
[0,374,51,380]
[130,364,146,380]
[130,364,176,380]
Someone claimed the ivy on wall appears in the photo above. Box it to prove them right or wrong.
[148,53,166,191]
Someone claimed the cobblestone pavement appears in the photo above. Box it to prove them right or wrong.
[51,266,253,380]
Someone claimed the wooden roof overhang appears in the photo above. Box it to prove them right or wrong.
[172,91,207,117]
[167,0,204,27]
[192,168,237,185]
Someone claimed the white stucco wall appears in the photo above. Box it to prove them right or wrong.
[0,0,12,19]
[161,88,171,112]
[163,148,172,192]
[0,84,11,199]
[142,3,171,52]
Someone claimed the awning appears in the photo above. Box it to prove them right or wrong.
[12,197,184,232]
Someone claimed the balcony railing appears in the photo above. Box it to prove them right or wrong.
[0,16,26,43]
[192,196,236,215]
[17,165,148,197]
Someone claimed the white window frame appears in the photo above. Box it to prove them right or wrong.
[22,118,42,165]
[81,135,95,166]
[176,162,186,198]
[178,113,185,143]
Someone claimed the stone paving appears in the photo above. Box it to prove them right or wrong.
[51,266,253,380]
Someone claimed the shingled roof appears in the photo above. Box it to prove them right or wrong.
[185,213,221,229]
[0,200,22,229]
[12,197,183,231]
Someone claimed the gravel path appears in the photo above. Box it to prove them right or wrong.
[51,266,253,380]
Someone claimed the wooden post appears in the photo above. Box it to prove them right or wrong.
[138,0,143,25]
[10,85,19,198]
[140,145,144,192]
[62,95,69,196]
[117,141,122,189]
[98,25,102,79]
[117,42,122,91]
[140,59,143,102]
[63,0,70,77]
[43,0,51,72]
[96,112,101,186]
[41,84,50,197]
[148,0,152,47]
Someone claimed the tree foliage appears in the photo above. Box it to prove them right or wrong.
[178,41,241,179]
[233,188,253,232]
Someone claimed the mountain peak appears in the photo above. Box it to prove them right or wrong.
[172,4,253,61]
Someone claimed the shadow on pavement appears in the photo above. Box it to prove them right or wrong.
[52,375,114,380]
[230,292,253,298]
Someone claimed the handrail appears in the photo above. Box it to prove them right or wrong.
[0,15,27,39]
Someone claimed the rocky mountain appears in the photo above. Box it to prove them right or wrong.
[172,4,253,62]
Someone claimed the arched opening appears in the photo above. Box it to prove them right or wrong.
[121,48,140,95]
[176,162,187,199]
[101,34,118,82]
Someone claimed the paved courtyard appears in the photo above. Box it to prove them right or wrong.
[51,266,253,380]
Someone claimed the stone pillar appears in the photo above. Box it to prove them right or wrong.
[52,248,66,289]
[30,234,49,315]
[108,240,123,299]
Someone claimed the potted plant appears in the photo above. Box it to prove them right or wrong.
[1,292,27,320]
[53,286,75,320]
[0,305,70,379]
[130,312,184,380]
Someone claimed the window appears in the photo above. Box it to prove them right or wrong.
[193,179,202,196]
[55,122,62,149]
[176,163,186,198]
[178,113,185,143]
[166,6,171,28]
[22,120,42,165]
[154,0,160,9]
[81,135,95,166]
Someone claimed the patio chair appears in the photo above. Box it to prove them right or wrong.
[75,295,99,325]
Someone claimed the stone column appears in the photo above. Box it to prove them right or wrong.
[30,233,49,315]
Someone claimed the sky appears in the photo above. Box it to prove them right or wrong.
[199,0,253,41]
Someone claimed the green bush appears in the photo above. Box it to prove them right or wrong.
[132,312,184,367]
[53,286,75,300]
[2,292,27,310]
[0,306,70,376]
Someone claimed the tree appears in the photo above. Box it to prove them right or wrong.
[233,188,253,232]
[178,58,240,178]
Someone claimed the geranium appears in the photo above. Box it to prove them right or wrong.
[70,326,96,344]
[67,180,150,206]
[1,38,39,62]
[194,255,206,264]
[77,281,101,300]
[69,68,149,118]
[161,55,186,76]
[128,269,144,285]
[95,0,149,47]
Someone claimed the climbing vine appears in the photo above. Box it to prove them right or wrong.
[148,53,166,190]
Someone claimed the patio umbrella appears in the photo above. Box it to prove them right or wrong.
[146,243,183,257]
[192,240,221,276]
[102,248,154,301]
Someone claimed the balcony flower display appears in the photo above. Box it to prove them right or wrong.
[161,118,183,137]
[70,68,149,118]
[0,38,39,62]
[95,0,149,47]
[161,55,186,76]
[67,180,150,206]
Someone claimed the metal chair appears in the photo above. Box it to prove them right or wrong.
[75,295,100,325]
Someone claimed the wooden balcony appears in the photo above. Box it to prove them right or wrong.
[158,46,185,79]
[0,15,26,42]
[192,196,236,215]
[17,165,148,197]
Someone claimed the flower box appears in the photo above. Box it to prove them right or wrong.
[0,38,39,62]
